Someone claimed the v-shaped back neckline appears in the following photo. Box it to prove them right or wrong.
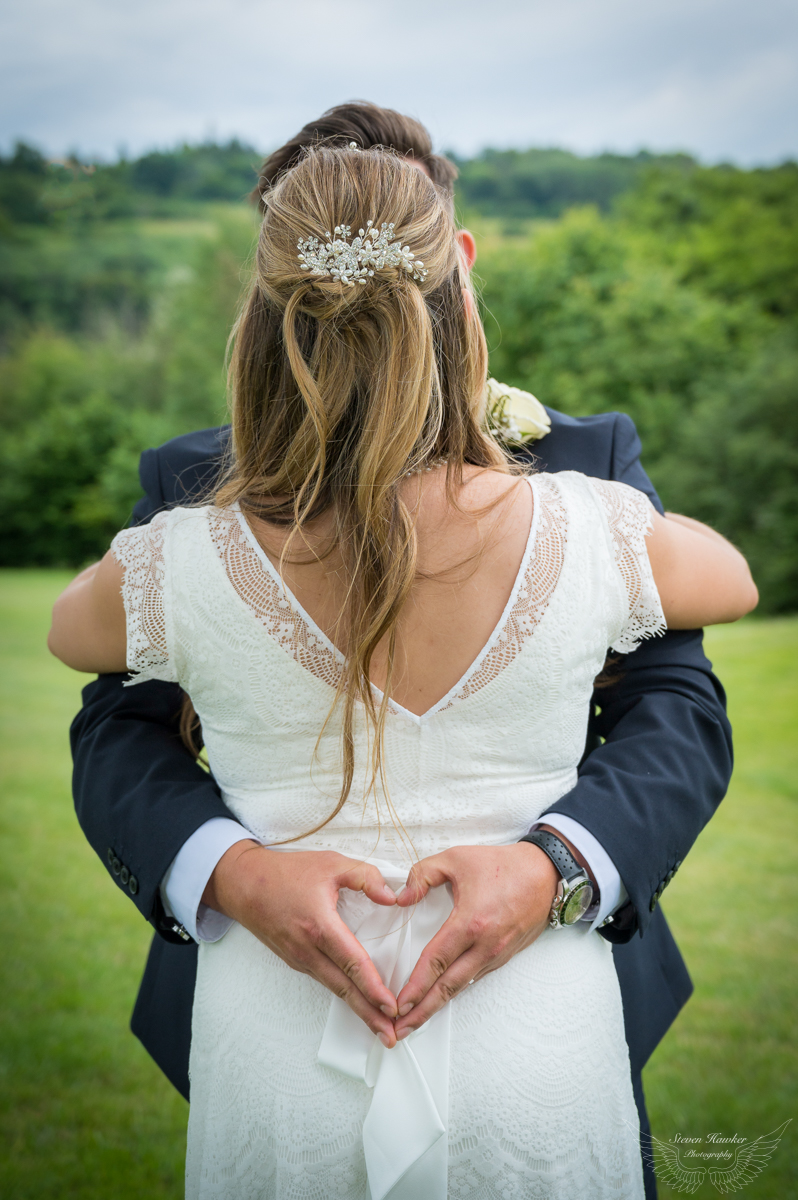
[228,475,545,723]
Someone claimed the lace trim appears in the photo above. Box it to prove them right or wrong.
[204,479,566,715]
[438,476,566,711]
[587,478,667,653]
[110,512,173,682]
[207,508,343,691]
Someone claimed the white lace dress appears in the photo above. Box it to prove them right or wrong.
[112,471,665,1200]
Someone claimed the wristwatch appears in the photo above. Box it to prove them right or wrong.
[520,830,594,928]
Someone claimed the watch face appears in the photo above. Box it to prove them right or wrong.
[561,879,593,925]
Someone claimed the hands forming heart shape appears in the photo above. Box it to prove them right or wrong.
[205,839,563,1049]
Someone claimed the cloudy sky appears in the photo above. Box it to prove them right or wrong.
[3,0,797,164]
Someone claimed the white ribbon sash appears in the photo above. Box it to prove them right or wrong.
[317,859,453,1200]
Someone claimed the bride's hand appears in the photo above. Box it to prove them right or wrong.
[392,843,560,1040]
[204,842,401,1047]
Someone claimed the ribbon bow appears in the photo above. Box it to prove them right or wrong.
[318,859,453,1200]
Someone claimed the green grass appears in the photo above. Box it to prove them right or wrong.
[644,618,798,1197]
[0,571,186,1198]
[1,571,796,1197]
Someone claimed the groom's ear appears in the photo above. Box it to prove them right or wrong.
[455,229,477,273]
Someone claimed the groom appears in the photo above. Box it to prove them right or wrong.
[70,102,732,1200]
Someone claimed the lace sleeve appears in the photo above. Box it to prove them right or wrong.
[110,511,177,685]
[587,478,667,654]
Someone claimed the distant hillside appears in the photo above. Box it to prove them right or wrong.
[451,147,696,218]
[1,137,795,337]
[0,139,699,227]
[0,140,261,227]
[1,138,797,610]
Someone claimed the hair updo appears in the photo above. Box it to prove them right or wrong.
[258,146,452,308]
[216,143,510,831]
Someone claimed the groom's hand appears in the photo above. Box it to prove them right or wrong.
[204,842,401,1047]
[393,843,560,1039]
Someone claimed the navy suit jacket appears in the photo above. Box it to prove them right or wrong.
[70,408,733,1100]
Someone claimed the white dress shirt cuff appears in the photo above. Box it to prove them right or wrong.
[160,817,258,943]
[532,813,628,932]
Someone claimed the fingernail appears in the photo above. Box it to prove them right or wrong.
[382,884,396,900]
[379,1032,392,1048]
[395,885,407,901]
[398,1002,414,1017]
[380,1004,397,1018]
[396,1028,411,1041]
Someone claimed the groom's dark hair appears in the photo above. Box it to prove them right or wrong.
[250,101,458,211]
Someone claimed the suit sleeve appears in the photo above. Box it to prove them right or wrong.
[70,445,238,943]
[609,411,664,514]
[542,413,733,942]
[130,447,165,526]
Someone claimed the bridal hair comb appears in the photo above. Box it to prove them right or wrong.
[297,220,428,288]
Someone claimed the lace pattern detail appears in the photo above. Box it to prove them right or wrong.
[207,507,343,690]
[203,482,566,718]
[587,478,667,653]
[439,476,567,711]
[110,513,174,683]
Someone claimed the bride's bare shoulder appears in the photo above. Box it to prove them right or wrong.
[461,465,529,502]
[407,467,532,555]
[412,465,527,512]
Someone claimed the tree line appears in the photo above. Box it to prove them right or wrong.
[0,140,796,611]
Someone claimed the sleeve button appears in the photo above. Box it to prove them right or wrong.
[120,866,130,886]
[111,857,122,875]
[649,894,659,912]
[128,875,139,896]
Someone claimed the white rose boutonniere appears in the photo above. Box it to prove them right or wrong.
[484,378,551,446]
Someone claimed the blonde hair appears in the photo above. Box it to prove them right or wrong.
[215,144,510,832]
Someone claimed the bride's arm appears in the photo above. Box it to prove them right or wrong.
[47,552,128,673]
[647,511,758,627]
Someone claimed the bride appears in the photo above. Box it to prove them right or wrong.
[49,144,757,1199]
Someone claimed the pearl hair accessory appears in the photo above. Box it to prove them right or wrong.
[402,457,448,478]
[297,220,428,288]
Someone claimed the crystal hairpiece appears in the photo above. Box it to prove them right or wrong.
[297,220,428,288]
